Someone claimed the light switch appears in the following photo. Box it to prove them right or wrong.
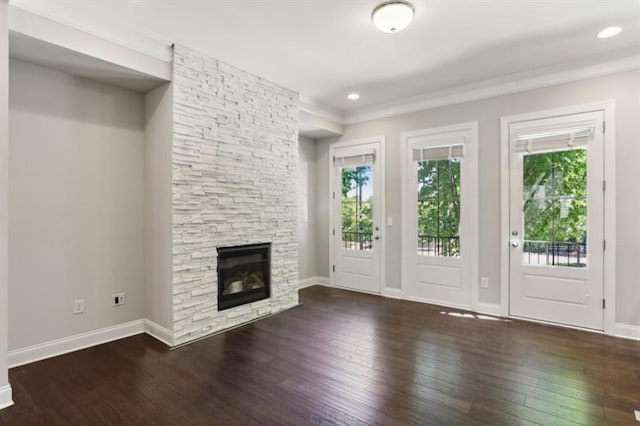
[387,217,393,227]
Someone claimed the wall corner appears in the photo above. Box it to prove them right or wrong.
[0,0,14,410]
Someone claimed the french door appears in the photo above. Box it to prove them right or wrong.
[402,123,478,309]
[509,111,605,330]
[331,140,383,294]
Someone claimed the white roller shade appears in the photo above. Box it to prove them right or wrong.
[412,144,464,162]
[513,124,595,154]
[334,151,375,167]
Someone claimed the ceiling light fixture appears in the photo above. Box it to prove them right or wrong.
[597,26,622,39]
[372,1,415,33]
[347,93,361,101]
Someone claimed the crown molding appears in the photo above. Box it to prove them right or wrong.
[299,94,343,124]
[8,3,173,62]
[8,5,172,87]
[298,94,344,139]
[344,55,640,125]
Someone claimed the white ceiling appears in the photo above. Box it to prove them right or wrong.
[9,0,640,116]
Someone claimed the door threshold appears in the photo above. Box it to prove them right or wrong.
[405,295,472,312]
[508,313,603,334]
[332,283,381,296]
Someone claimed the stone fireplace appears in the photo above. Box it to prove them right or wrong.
[170,45,300,345]
[217,243,271,311]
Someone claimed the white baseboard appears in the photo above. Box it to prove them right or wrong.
[317,276,330,286]
[383,287,405,300]
[475,302,503,317]
[614,322,640,341]
[299,276,331,289]
[298,276,319,288]
[0,384,13,410]
[144,319,174,347]
[8,318,175,369]
[8,319,146,368]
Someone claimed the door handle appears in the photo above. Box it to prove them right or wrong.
[374,236,380,241]
[511,239,520,248]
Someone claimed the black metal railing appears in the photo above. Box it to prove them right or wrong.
[418,235,460,257]
[523,240,587,267]
[342,231,373,251]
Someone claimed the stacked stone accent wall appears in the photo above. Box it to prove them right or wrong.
[172,45,299,345]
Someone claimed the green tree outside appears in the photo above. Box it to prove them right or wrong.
[341,166,373,240]
[523,149,587,243]
[417,159,461,256]
[339,149,587,259]
[417,159,461,237]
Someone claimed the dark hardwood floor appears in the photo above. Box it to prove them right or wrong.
[1,285,639,425]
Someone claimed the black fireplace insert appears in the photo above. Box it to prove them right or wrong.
[217,243,271,311]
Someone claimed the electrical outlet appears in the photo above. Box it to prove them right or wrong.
[480,277,489,289]
[113,293,126,307]
[73,299,84,315]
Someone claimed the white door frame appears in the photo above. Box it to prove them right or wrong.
[329,136,386,293]
[400,122,479,311]
[500,101,616,335]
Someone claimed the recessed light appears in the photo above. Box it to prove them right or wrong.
[372,1,415,33]
[347,93,360,101]
[597,26,622,39]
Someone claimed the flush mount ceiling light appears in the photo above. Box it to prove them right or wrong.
[372,1,415,33]
[347,93,361,101]
[597,26,622,39]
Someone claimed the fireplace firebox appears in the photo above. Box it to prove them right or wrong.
[217,243,271,311]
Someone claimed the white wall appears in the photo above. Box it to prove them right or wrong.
[9,60,146,350]
[0,0,12,409]
[144,83,173,330]
[298,136,317,280]
[315,138,330,281]
[316,69,640,326]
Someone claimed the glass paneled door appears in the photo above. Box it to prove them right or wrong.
[509,111,605,330]
[331,141,383,294]
[402,123,478,309]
